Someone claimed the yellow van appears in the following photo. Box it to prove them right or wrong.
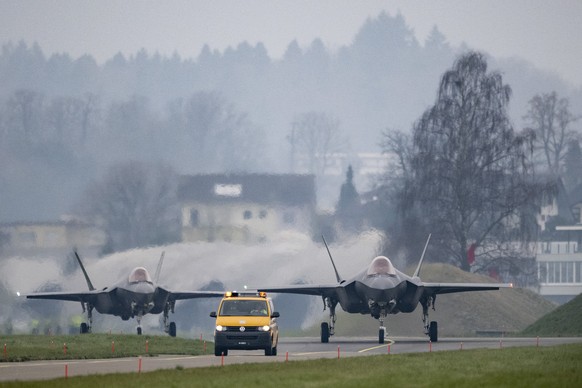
[210,291,280,356]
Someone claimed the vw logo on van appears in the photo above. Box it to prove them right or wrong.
[239,326,246,332]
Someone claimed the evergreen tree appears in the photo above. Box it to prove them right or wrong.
[336,165,362,233]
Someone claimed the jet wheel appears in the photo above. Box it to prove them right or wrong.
[429,321,438,342]
[379,327,385,344]
[169,322,177,337]
[80,323,89,334]
[321,322,330,343]
[137,327,142,335]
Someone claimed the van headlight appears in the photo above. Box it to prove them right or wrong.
[215,325,227,332]
[258,325,270,332]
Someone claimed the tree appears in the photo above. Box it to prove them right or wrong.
[5,89,43,148]
[335,165,362,233]
[103,95,157,161]
[378,128,426,258]
[288,111,346,176]
[167,91,265,172]
[524,91,579,177]
[80,161,180,253]
[405,51,543,272]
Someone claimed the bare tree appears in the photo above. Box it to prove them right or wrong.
[378,128,426,259]
[79,92,100,146]
[45,96,83,146]
[524,91,579,177]
[288,111,346,176]
[5,89,43,147]
[168,91,265,172]
[405,52,544,272]
[80,161,180,253]
[103,95,158,161]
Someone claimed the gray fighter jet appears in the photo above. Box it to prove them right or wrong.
[258,236,512,343]
[26,251,223,336]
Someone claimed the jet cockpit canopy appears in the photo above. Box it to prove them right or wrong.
[128,267,153,284]
[366,256,396,277]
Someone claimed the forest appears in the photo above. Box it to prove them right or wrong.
[0,12,580,226]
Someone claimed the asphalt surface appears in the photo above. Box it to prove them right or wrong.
[1,336,581,382]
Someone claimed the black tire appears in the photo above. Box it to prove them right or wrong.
[272,346,277,356]
[321,322,330,343]
[379,327,385,344]
[169,322,177,337]
[429,321,438,342]
[215,347,227,357]
[80,323,89,334]
[137,327,142,335]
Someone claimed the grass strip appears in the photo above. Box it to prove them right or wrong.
[0,334,208,361]
[2,343,581,387]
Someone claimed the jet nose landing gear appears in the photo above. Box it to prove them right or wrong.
[379,326,386,344]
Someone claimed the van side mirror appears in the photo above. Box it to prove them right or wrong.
[210,311,217,318]
[271,311,280,318]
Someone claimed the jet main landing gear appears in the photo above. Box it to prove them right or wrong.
[320,297,337,343]
[422,295,438,342]
[80,303,93,334]
[163,301,177,337]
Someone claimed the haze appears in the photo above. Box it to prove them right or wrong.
[1,0,581,86]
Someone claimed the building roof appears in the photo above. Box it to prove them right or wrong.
[177,174,316,206]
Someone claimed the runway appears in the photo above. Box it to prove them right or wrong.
[1,336,581,382]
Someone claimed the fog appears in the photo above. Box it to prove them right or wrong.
[2,230,383,336]
[0,11,580,222]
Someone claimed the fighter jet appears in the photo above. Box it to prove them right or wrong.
[258,235,512,343]
[26,251,223,336]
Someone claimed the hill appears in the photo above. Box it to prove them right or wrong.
[521,293,582,337]
[302,263,556,337]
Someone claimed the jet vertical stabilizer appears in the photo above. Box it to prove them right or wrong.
[154,251,165,284]
[74,251,95,291]
[413,234,432,278]
[322,236,343,283]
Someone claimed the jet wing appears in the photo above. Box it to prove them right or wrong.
[258,284,343,298]
[25,289,113,303]
[422,282,512,296]
[165,289,224,301]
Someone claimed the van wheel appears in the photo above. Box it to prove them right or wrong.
[215,347,227,356]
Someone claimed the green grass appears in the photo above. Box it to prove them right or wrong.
[1,344,581,387]
[0,334,209,362]
[521,294,582,337]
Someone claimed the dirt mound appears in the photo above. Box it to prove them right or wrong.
[521,293,582,337]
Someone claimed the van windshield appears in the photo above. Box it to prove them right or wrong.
[219,300,269,316]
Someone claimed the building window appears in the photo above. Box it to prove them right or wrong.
[563,262,574,283]
[190,209,199,227]
[539,261,581,284]
[243,210,252,220]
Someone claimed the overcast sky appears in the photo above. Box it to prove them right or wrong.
[1,0,581,87]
